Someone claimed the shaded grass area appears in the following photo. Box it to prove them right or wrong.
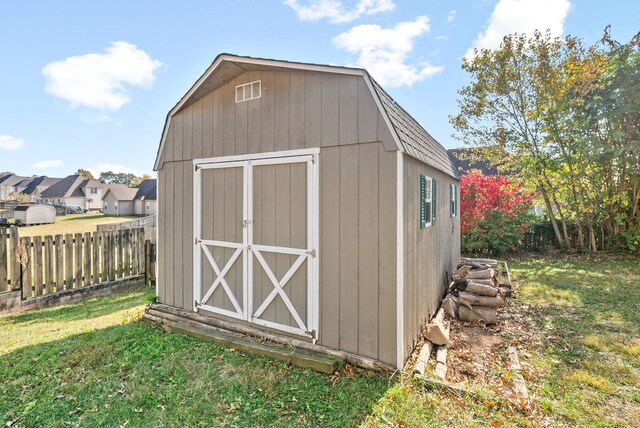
[17,213,139,237]
[511,256,640,426]
[0,289,387,427]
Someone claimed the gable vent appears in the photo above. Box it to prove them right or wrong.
[236,80,261,103]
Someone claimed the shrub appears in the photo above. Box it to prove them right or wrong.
[460,171,534,255]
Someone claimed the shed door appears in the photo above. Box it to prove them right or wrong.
[194,151,319,339]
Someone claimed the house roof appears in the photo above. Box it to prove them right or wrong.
[447,148,498,176]
[103,184,138,201]
[40,175,101,198]
[0,174,29,188]
[154,53,457,178]
[20,176,62,195]
[134,179,157,201]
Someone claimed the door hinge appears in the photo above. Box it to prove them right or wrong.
[306,249,316,258]
[242,220,254,227]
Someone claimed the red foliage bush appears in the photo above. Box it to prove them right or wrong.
[460,171,534,255]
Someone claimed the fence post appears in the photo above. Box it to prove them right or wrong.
[33,236,43,297]
[9,227,19,291]
[0,227,6,292]
[44,235,54,294]
[145,239,151,284]
[55,235,64,292]
[19,237,32,299]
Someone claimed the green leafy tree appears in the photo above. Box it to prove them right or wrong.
[99,171,137,187]
[76,168,95,180]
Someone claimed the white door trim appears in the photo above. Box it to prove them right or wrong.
[193,149,320,340]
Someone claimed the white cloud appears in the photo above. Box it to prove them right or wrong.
[42,41,162,111]
[447,10,457,23]
[0,135,25,151]
[89,163,140,178]
[334,16,444,87]
[33,160,63,169]
[284,0,395,24]
[467,0,571,57]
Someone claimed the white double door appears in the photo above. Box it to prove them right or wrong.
[193,150,319,339]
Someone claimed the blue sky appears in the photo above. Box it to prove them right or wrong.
[0,0,637,178]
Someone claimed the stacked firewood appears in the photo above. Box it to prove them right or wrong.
[442,258,512,324]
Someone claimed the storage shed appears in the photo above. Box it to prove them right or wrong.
[13,204,56,225]
[152,54,460,369]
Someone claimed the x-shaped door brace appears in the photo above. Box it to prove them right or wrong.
[252,248,308,331]
[200,244,243,316]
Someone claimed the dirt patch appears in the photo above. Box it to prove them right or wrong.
[447,324,505,382]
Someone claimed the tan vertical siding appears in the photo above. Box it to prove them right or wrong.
[157,71,402,365]
[402,154,460,363]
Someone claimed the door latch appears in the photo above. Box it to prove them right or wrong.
[242,220,254,228]
[306,249,316,258]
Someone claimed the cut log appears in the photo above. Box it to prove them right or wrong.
[467,278,496,286]
[458,291,505,308]
[458,305,498,324]
[508,346,529,400]
[425,308,450,346]
[465,268,495,280]
[498,287,513,299]
[457,261,490,270]
[413,341,434,376]
[442,295,459,318]
[452,264,471,281]
[462,257,499,265]
[434,345,447,379]
[464,281,499,297]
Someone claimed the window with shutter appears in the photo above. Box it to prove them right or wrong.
[420,175,433,229]
[432,178,437,223]
[450,183,457,218]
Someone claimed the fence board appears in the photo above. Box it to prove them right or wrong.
[0,227,149,304]
[74,233,83,289]
[0,228,7,292]
[92,232,100,283]
[109,233,117,282]
[10,227,19,290]
[65,234,73,289]
[33,236,43,296]
[124,229,131,277]
[55,235,64,289]
[20,237,32,298]
[84,232,91,286]
[44,236,54,294]
[118,230,124,278]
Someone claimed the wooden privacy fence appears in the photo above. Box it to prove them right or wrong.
[0,227,155,299]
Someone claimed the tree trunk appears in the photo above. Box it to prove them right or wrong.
[538,183,568,249]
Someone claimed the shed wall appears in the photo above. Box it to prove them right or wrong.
[158,142,398,365]
[157,70,397,167]
[402,154,460,362]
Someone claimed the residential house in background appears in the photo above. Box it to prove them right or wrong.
[133,179,157,215]
[20,176,62,202]
[40,174,104,210]
[102,179,157,216]
[0,174,29,200]
[102,185,137,216]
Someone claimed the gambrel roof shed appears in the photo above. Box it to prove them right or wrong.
[152,54,460,370]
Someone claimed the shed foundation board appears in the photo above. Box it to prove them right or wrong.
[150,314,343,374]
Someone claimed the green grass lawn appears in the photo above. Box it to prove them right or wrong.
[1,256,639,427]
[0,287,388,427]
[17,213,139,237]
